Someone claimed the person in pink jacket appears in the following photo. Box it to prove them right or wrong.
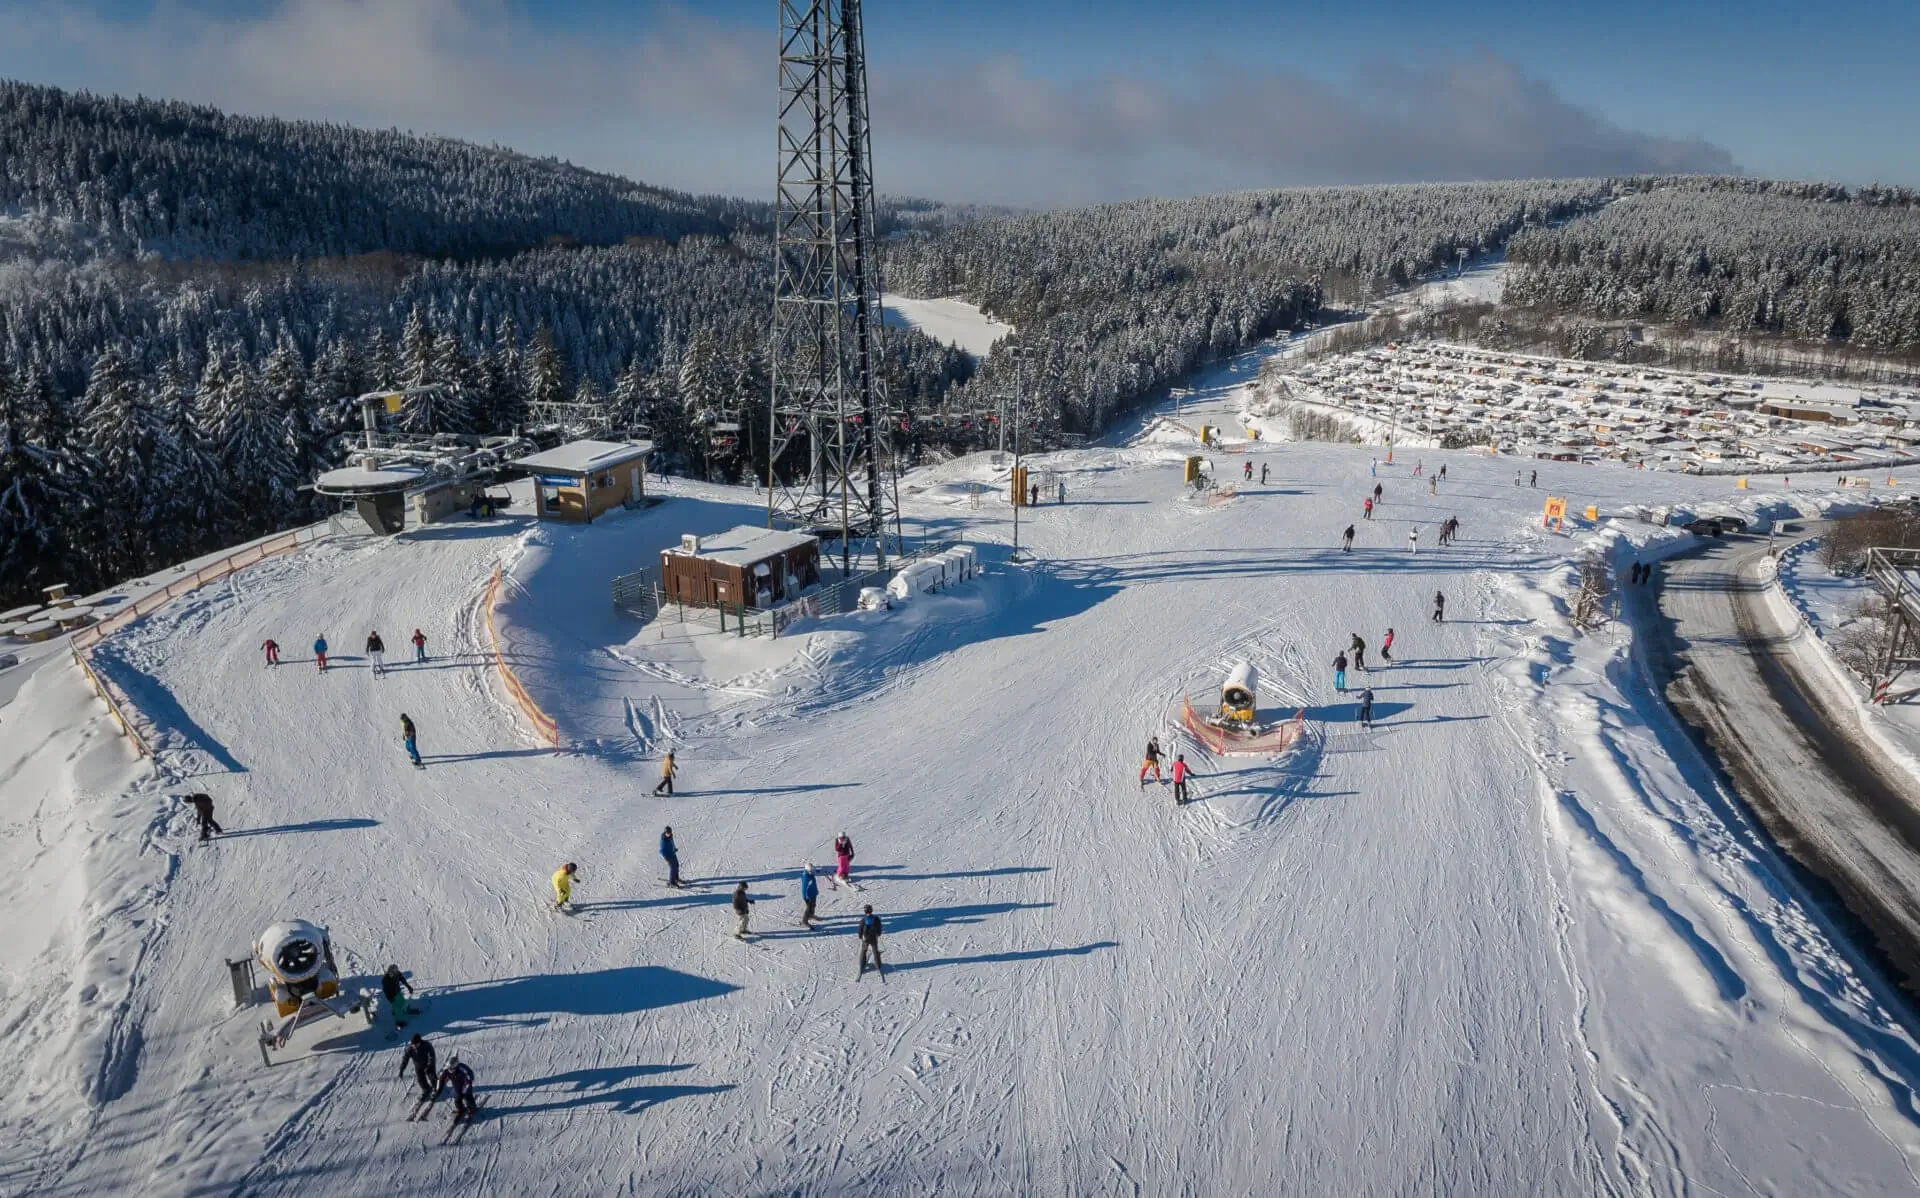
[1172,755,1192,805]
[833,832,855,884]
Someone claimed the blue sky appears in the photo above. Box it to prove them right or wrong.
[3,0,1915,205]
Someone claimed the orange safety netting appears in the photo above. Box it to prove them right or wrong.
[1181,696,1307,756]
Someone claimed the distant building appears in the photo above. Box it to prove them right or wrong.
[511,439,653,524]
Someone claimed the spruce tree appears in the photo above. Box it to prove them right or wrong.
[0,364,87,598]
[79,345,166,576]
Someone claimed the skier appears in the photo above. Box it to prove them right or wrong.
[313,635,329,672]
[366,630,386,676]
[1370,459,1377,477]
[1332,651,1349,693]
[1432,591,1446,623]
[1349,633,1367,670]
[552,862,579,910]
[400,713,421,767]
[1243,460,1253,481]
[834,832,856,886]
[1530,469,1537,488]
[1139,735,1164,786]
[800,866,820,927]
[1428,476,1437,496]
[1439,464,1446,481]
[1057,480,1067,504]
[438,1056,477,1121]
[1373,482,1383,503]
[1357,687,1376,730]
[1414,460,1423,476]
[1408,527,1419,554]
[1342,524,1356,552]
[1513,470,1521,487]
[1362,496,1374,521]
[401,1033,438,1100]
[1382,627,1395,664]
[381,964,416,1029]
[1171,754,1192,805]
[652,750,677,796]
[1260,463,1270,485]
[731,881,754,939]
[182,792,222,840]
[1029,482,1039,507]
[857,905,885,978]
[660,826,682,887]
[411,628,427,663]
[261,638,280,666]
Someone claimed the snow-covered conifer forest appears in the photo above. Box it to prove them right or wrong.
[5,80,1920,607]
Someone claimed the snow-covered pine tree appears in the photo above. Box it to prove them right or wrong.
[207,349,299,532]
[78,345,167,576]
[0,363,87,597]
[155,353,222,558]
[524,322,566,417]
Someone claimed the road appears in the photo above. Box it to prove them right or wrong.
[1647,527,1920,990]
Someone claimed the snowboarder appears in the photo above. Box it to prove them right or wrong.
[1428,475,1437,496]
[313,635,329,672]
[1333,651,1349,693]
[1357,687,1375,729]
[1362,496,1374,521]
[1382,627,1395,664]
[182,792,222,840]
[1349,633,1367,670]
[552,862,579,910]
[731,881,754,939]
[857,905,885,977]
[834,832,855,886]
[800,866,820,927]
[411,628,427,663]
[261,638,279,666]
[1260,463,1269,485]
[381,964,416,1028]
[438,1057,477,1121]
[366,630,386,676]
[1139,735,1164,786]
[1243,460,1253,481]
[1342,524,1355,552]
[1408,527,1419,554]
[1432,591,1446,623]
[660,827,682,887]
[401,1034,438,1100]
[652,750,677,796]
[400,713,421,767]
[1171,754,1192,805]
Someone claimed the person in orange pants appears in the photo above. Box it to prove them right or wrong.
[1138,736,1163,787]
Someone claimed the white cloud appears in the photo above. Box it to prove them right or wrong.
[0,1,1737,205]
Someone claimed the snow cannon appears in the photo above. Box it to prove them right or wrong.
[1217,660,1259,727]
[256,920,341,1016]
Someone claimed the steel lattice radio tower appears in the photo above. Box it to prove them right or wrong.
[767,0,898,571]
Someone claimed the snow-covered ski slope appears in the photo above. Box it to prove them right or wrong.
[11,389,1920,1193]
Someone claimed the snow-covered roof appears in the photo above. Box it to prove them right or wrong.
[511,439,653,475]
[313,464,425,495]
[668,525,817,567]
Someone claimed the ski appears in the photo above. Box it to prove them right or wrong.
[442,1100,480,1144]
[408,1092,440,1122]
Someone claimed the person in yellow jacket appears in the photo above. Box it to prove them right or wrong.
[552,862,579,910]
[652,750,678,796]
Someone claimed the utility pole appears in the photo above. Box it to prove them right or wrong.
[1006,346,1034,562]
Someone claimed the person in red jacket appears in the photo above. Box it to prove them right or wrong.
[261,638,279,666]
[411,628,428,663]
[1172,755,1192,805]
[1381,627,1395,665]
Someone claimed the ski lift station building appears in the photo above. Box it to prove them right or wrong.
[660,526,820,610]
[510,439,653,524]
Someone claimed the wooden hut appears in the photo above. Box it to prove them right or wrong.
[660,526,820,610]
[511,440,653,524]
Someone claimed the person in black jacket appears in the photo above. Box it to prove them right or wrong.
[857,905,884,978]
[366,630,386,676]
[182,793,222,840]
[731,881,754,939]
[382,964,416,1028]
[401,1034,438,1099]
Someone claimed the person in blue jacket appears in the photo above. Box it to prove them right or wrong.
[313,634,329,672]
[800,867,820,927]
[660,826,681,888]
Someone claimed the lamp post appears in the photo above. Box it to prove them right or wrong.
[1005,346,1035,562]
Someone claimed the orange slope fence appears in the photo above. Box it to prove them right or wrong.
[484,567,561,748]
[1181,696,1307,757]
[68,523,330,758]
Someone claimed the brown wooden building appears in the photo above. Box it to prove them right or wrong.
[660,526,820,610]
[512,439,653,523]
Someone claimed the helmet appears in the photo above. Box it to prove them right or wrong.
[564,862,577,873]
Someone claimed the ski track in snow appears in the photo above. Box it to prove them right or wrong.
[10,387,1920,1192]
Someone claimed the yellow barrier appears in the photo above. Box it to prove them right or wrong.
[484,567,561,748]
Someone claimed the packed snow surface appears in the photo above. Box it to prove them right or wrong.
[10,377,1920,1193]
[882,294,1013,358]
